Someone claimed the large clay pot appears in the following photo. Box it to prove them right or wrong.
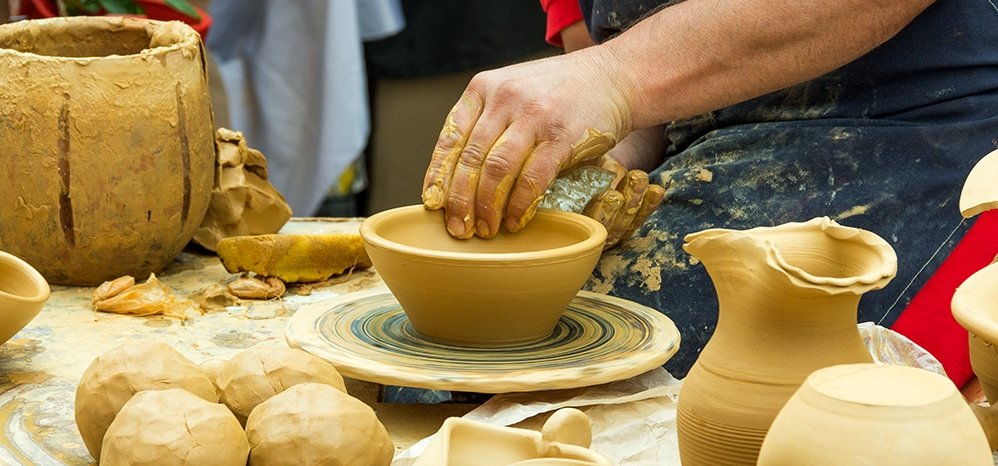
[676,217,897,466]
[0,17,214,285]
[757,363,992,465]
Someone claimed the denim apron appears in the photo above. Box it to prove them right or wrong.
[580,0,998,377]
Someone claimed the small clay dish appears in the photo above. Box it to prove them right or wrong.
[360,205,607,346]
[0,251,50,344]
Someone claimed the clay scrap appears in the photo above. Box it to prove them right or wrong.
[193,128,293,251]
[216,233,372,283]
[91,273,189,319]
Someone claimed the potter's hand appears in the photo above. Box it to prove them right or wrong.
[582,155,665,250]
[580,126,667,249]
[421,46,634,239]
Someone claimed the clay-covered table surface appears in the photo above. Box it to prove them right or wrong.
[0,218,477,465]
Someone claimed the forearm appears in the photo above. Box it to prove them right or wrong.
[595,0,935,129]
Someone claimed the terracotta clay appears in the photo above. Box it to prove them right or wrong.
[192,128,293,251]
[758,363,992,465]
[245,382,393,466]
[199,358,228,397]
[216,233,372,283]
[960,148,998,218]
[74,341,218,460]
[413,408,610,466]
[101,388,249,466]
[215,346,346,424]
[360,205,607,346]
[0,17,215,285]
[677,217,897,466]
[0,250,50,345]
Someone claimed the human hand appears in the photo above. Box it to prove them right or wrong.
[421,46,634,239]
[582,155,665,249]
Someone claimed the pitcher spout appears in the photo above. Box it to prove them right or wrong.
[683,217,897,295]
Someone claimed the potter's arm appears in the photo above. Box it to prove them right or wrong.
[604,0,936,129]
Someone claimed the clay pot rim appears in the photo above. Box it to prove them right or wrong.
[0,16,199,62]
[361,205,607,264]
[802,363,956,412]
[685,216,897,290]
[952,261,998,341]
[0,251,51,304]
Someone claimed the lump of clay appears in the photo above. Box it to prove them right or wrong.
[246,383,393,466]
[200,358,228,397]
[101,388,249,466]
[216,346,346,423]
[216,233,372,283]
[74,341,218,460]
[91,273,180,317]
[193,128,293,251]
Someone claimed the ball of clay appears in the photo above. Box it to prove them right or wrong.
[74,341,218,460]
[245,383,393,466]
[101,388,249,466]
[200,358,228,397]
[216,346,346,423]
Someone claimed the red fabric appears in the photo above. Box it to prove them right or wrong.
[891,209,998,388]
[540,0,584,47]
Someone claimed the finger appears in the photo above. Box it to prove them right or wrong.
[583,190,624,249]
[444,110,509,238]
[503,127,617,233]
[600,155,628,189]
[567,128,617,167]
[474,122,537,238]
[502,139,572,233]
[422,94,484,210]
[621,183,665,241]
[605,171,649,247]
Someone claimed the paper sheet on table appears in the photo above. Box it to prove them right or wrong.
[391,323,943,465]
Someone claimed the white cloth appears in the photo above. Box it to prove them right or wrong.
[208,0,404,215]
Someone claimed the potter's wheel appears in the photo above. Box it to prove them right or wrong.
[286,289,680,393]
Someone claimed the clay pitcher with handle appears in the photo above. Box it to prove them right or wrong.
[676,217,897,466]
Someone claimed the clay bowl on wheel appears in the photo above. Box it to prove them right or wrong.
[0,251,50,345]
[952,261,998,403]
[360,205,607,347]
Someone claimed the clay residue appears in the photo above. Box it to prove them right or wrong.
[587,228,680,294]
[192,128,293,251]
[834,204,870,220]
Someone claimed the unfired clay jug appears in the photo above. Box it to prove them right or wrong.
[0,17,214,285]
[677,217,897,466]
[757,363,992,465]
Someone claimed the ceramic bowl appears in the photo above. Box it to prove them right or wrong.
[0,251,50,344]
[758,363,992,465]
[952,262,998,403]
[360,205,607,346]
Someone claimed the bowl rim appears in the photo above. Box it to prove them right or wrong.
[360,205,607,263]
[952,261,998,341]
[0,251,51,304]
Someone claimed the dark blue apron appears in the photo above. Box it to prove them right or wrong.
[581,0,998,377]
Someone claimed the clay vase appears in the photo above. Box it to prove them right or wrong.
[0,250,50,345]
[758,363,992,465]
[952,261,998,403]
[0,17,214,285]
[676,217,897,466]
